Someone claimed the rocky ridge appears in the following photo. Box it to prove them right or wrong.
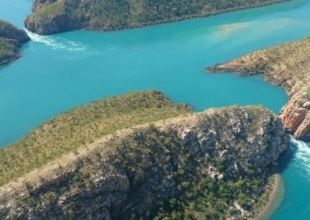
[207,38,310,140]
[25,0,287,35]
[0,106,289,219]
[0,90,191,187]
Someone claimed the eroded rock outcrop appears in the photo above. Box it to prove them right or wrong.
[0,106,289,219]
[25,0,287,35]
[207,38,310,140]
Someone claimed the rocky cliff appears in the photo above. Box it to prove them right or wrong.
[207,38,310,140]
[25,0,286,35]
[0,105,289,219]
[0,20,30,65]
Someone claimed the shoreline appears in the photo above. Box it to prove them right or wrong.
[252,174,284,220]
[27,0,288,35]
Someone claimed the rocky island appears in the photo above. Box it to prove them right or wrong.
[0,91,288,219]
[207,38,310,141]
[25,0,287,35]
[0,20,30,65]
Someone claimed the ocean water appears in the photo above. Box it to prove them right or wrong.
[271,140,310,220]
[0,0,310,219]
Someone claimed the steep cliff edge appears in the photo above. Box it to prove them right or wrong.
[25,0,287,35]
[0,20,30,65]
[0,103,288,219]
[207,38,310,140]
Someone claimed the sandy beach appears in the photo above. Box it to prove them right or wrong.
[251,174,284,220]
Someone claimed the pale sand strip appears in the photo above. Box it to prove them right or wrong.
[252,174,284,220]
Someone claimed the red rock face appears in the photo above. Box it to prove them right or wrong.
[295,115,310,139]
[280,100,310,140]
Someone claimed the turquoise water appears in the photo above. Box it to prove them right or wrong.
[273,140,310,220]
[0,0,310,219]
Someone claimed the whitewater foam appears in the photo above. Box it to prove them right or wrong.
[24,29,86,52]
[290,137,310,176]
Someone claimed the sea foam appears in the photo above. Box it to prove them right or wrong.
[24,29,86,52]
[290,136,310,177]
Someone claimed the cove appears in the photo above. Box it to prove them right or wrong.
[0,0,310,219]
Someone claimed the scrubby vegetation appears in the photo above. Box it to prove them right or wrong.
[207,37,310,140]
[25,0,286,34]
[207,38,310,95]
[0,38,19,65]
[0,20,30,65]
[0,104,288,219]
[0,90,191,186]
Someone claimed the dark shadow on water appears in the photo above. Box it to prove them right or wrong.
[275,141,298,174]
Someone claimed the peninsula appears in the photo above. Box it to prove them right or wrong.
[0,20,30,65]
[207,38,310,140]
